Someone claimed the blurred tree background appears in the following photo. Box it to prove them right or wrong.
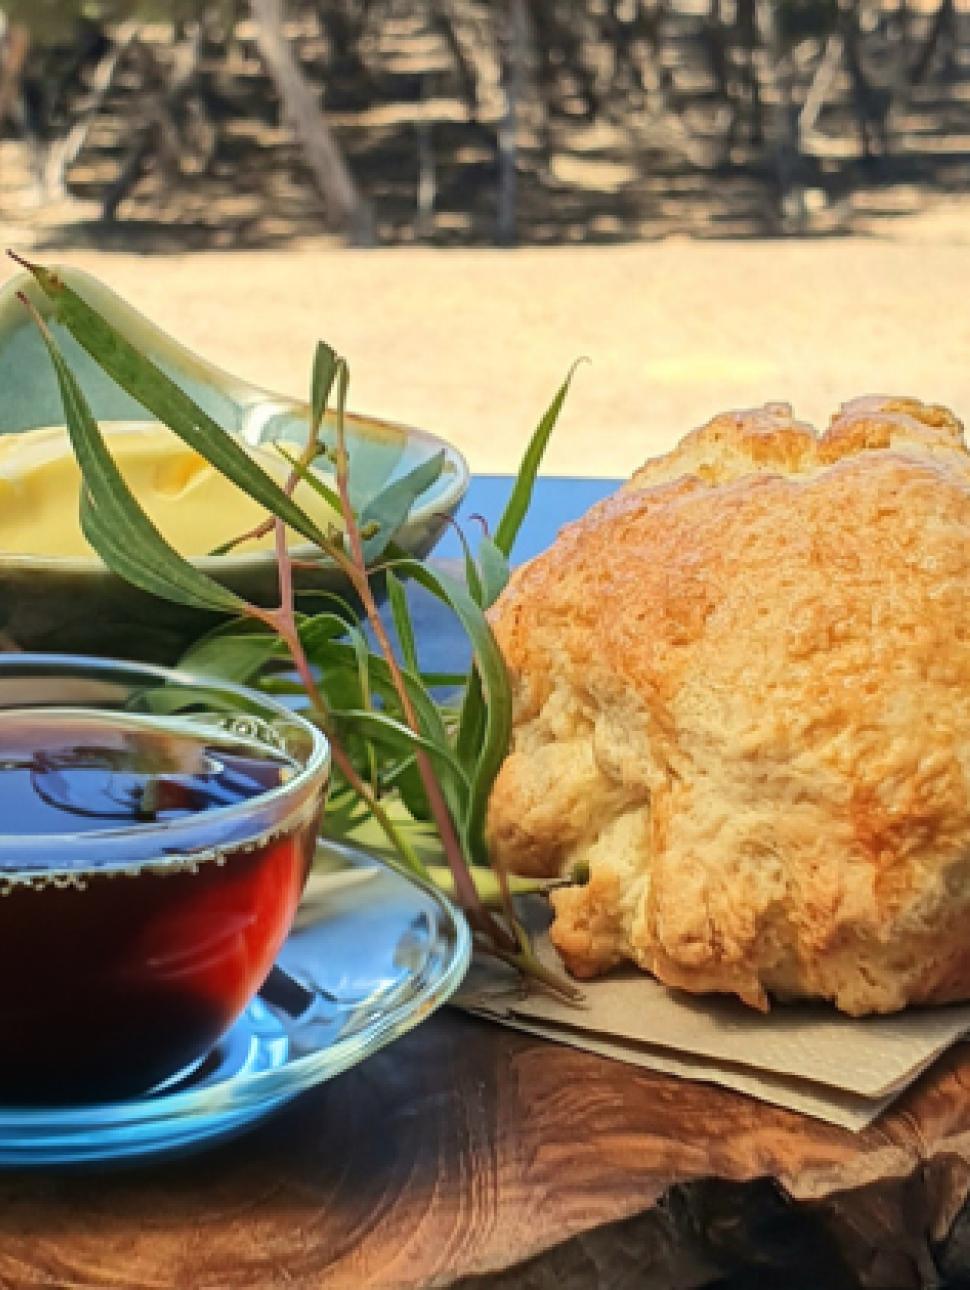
[0,0,965,247]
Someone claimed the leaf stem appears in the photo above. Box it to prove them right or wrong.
[477,937,583,1003]
[269,518,429,881]
[215,425,332,556]
[329,366,515,950]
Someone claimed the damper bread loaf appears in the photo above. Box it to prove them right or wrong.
[485,396,970,1016]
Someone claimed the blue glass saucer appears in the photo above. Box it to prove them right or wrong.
[0,843,471,1167]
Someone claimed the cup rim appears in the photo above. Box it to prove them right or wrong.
[0,653,330,870]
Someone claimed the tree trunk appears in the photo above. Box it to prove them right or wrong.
[756,0,807,226]
[0,19,40,195]
[43,21,140,202]
[428,0,479,120]
[496,0,529,247]
[799,31,843,140]
[909,0,957,85]
[0,20,29,133]
[737,0,764,144]
[415,84,436,240]
[101,29,203,222]
[249,0,373,244]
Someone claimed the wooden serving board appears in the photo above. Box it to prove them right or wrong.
[2,1011,970,1290]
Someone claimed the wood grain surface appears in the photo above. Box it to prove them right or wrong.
[3,1011,970,1290]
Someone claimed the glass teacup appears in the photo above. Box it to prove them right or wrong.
[0,654,329,1104]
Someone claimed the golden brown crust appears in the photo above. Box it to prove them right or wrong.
[485,396,970,1015]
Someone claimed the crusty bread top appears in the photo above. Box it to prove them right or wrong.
[485,397,970,1014]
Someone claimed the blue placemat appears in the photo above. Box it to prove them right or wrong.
[435,475,619,565]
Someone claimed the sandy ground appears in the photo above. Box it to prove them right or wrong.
[3,224,969,478]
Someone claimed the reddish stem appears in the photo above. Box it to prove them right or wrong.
[216,430,327,555]
[268,519,427,876]
[329,376,513,949]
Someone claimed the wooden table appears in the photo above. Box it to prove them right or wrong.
[4,1016,970,1289]
[6,479,970,1290]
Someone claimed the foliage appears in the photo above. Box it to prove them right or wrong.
[17,254,581,996]
[2,1,962,240]
[1,1,218,40]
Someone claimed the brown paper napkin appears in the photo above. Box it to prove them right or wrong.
[455,914,970,1130]
[302,858,970,1130]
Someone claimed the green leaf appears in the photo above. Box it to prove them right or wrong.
[273,444,344,522]
[354,652,456,776]
[421,865,569,905]
[476,533,510,608]
[296,610,354,661]
[21,260,332,549]
[126,683,266,719]
[386,570,419,673]
[358,451,445,564]
[344,617,379,789]
[298,619,467,826]
[448,518,483,606]
[444,367,581,824]
[295,587,359,621]
[388,558,512,862]
[456,669,486,770]
[322,787,373,838]
[418,671,467,688]
[23,298,247,616]
[317,801,440,861]
[494,360,583,557]
[180,628,281,684]
[386,755,433,823]
[335,708,471,789]
[275,447,421,572]
[311,341,339,437]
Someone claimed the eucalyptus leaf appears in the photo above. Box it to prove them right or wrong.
[298,612,354,653]
[80,489,241,613]
[494,360,583,557]
[449,373,577,790]
[344,617,379,790]
[336,708,471,789]
[418,671,467,689]
[21,263,581,995]
[275,447,422,570]
[323,791,372,837]
[476,534,510,609]
[379,753,419,790]
[358,450,445,564]
[258,678,307,696]
[273,444,344,522]
[299,624,466,825]
[337,646,456,768]
[322,799,439,858]
[311,341,339,437]
[295,587,360,623]
[386,569,419,673]
[126,684,266,719]
[24,301,248,616]
[448,516,483,606]
[387,754,432,823]
[21,259,332,549]
[422,866,569,905]
[388,558,512,862]
[180,630,281,684]
[455,670,486,772]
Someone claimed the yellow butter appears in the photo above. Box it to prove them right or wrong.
[0,423,338,559]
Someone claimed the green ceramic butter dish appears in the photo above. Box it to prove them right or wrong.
[0,267,469,661]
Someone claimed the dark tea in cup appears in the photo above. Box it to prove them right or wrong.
[0,659,329,1106]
